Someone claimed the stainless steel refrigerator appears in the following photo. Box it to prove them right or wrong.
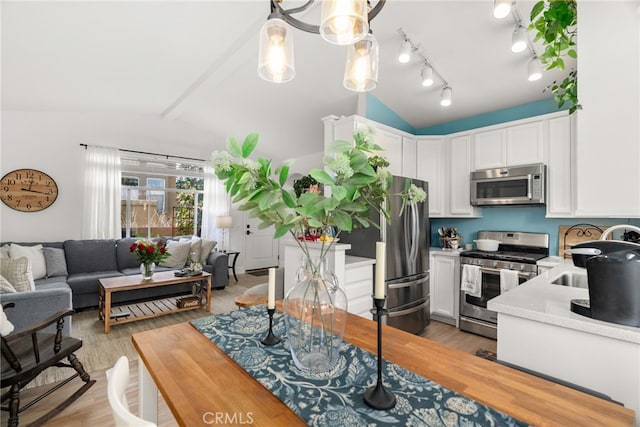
[340,176,430,334]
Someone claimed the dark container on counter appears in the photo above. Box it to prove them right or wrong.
[586,249,640,327]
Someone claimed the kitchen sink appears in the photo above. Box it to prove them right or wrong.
[550,272,589,289]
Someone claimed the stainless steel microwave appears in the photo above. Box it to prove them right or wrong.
[470,163,546,206]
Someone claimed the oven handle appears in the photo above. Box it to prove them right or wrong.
[527,174,532,199]
[478,266,536,279]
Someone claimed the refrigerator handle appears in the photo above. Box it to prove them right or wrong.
[409,203,419,265]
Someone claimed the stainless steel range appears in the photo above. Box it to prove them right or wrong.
[459,231,549,339]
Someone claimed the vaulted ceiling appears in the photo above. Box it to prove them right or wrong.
[1,1,574,160]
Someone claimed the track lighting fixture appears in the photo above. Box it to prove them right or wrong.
[527,56,542,81]
[398,38,412,63]
[493,0,512,19]
[421,64,434,87]
[397,29,452,109]
[511,25,527,53]
[257,0,386,91]
[440,86,452,107]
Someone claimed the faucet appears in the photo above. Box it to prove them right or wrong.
[600,224,640,240]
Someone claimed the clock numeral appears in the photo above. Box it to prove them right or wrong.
[38,201,43,207]
[15,173,22,180]
[2,186,8,192]
[25,171,34,179]
[26,203,32,210]
[6,195,12,201]
[5,179,16,186]
[15,200,21,207]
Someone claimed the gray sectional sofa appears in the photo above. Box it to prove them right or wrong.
[0,237,228,335]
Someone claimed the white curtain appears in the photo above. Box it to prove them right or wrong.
[201,165,230,246]
[81,146,122,239]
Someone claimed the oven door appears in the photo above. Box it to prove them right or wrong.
[459,266,536,324]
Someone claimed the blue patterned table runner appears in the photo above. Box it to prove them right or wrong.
[191,305,528,426]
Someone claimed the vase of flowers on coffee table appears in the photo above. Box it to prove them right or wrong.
[129,239,171,280]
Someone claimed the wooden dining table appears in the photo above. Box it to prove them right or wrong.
[132,309,635,426]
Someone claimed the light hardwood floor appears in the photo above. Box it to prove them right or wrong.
[9,272,496,427]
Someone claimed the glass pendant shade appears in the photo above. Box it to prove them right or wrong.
[258,18,295,83]
[421,65,434,86]
[320,0,368,45]
[343,32,378,92]
[440,86,452,107]
[493,0,512,19]
[528,57,542,81]
[511,25,527,53]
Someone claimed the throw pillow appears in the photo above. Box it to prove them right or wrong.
[0,305,15,336]
[43,247,68,277]
[9,243,46,280]
[0,275,16,294]
[159,240,192,268]
[0,257,35,292]
[179,237,202,263]
[0,245,9,259]
[200,239,217,264]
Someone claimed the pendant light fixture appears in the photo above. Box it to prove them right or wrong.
[343,32,378,92]
[258,16,295,83]
[258,0,386,91]
[320,0,368,45]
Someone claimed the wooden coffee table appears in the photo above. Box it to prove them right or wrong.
[98,271,211,333]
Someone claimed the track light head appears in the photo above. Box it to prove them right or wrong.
[527,56,542,81]
[421,64,434,87]
[511,25,527,53]
[493,0,512,19]
[440,86,452,107]
[398,39,412,63]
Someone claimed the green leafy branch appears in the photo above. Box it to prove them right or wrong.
[529,0,581,113]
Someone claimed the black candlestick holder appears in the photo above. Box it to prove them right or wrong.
[363,296,396,410]
[260,307,281,346]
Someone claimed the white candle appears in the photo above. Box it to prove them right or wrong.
[375,242,386,299]
[267,267,276,309]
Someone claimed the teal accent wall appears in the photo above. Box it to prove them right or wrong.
[416,98,566,135]
[365,94,416,134]
[431,210,639,257]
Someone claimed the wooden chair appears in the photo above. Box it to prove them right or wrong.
[0,303,95,427]
[106,355,157,427]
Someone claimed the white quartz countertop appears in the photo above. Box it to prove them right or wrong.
[345,255,376,267]
[537,255,572,268]
[488,264,640,344]
[283,240,351,250]
[430,247,461,257]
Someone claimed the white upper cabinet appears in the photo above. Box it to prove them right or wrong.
[402,136,417,179]
[416,137,445,216]
[375,129,403,177]
[545,115,573,217]
[574,2,640,217]
[449,135,481,217]
[473,121,544,170]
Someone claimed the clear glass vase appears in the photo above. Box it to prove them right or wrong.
[140,262,155,280]
[283,256,348,374]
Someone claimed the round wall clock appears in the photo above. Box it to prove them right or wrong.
[0,168,59,212]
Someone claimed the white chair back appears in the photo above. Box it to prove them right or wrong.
[106,356,157,427]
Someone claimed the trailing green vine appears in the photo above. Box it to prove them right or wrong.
[528,0,580,113]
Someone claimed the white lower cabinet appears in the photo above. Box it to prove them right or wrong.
[344,256,375,320]
[429,250,460,326]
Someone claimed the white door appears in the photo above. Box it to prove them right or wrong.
[244,215,279,270]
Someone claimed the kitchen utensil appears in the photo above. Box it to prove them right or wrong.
[566,240,640,267]
[473,239,500,251]
[583,249,640,327]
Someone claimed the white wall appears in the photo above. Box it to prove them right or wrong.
[0,111,224,242]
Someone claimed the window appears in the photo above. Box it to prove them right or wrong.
[146,178,166,213]
[121,176,139,200]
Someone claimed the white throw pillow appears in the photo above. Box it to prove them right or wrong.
[9,244,46,280]
[199,239,217,264]
[0,274,16,294]
[179,236,202,263]
[0,305,15,336]
[0,257,35,292]
[160,240,192,268]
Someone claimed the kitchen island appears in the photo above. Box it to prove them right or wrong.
[488,264,640,425]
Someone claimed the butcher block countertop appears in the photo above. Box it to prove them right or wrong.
[133,308,634,426]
